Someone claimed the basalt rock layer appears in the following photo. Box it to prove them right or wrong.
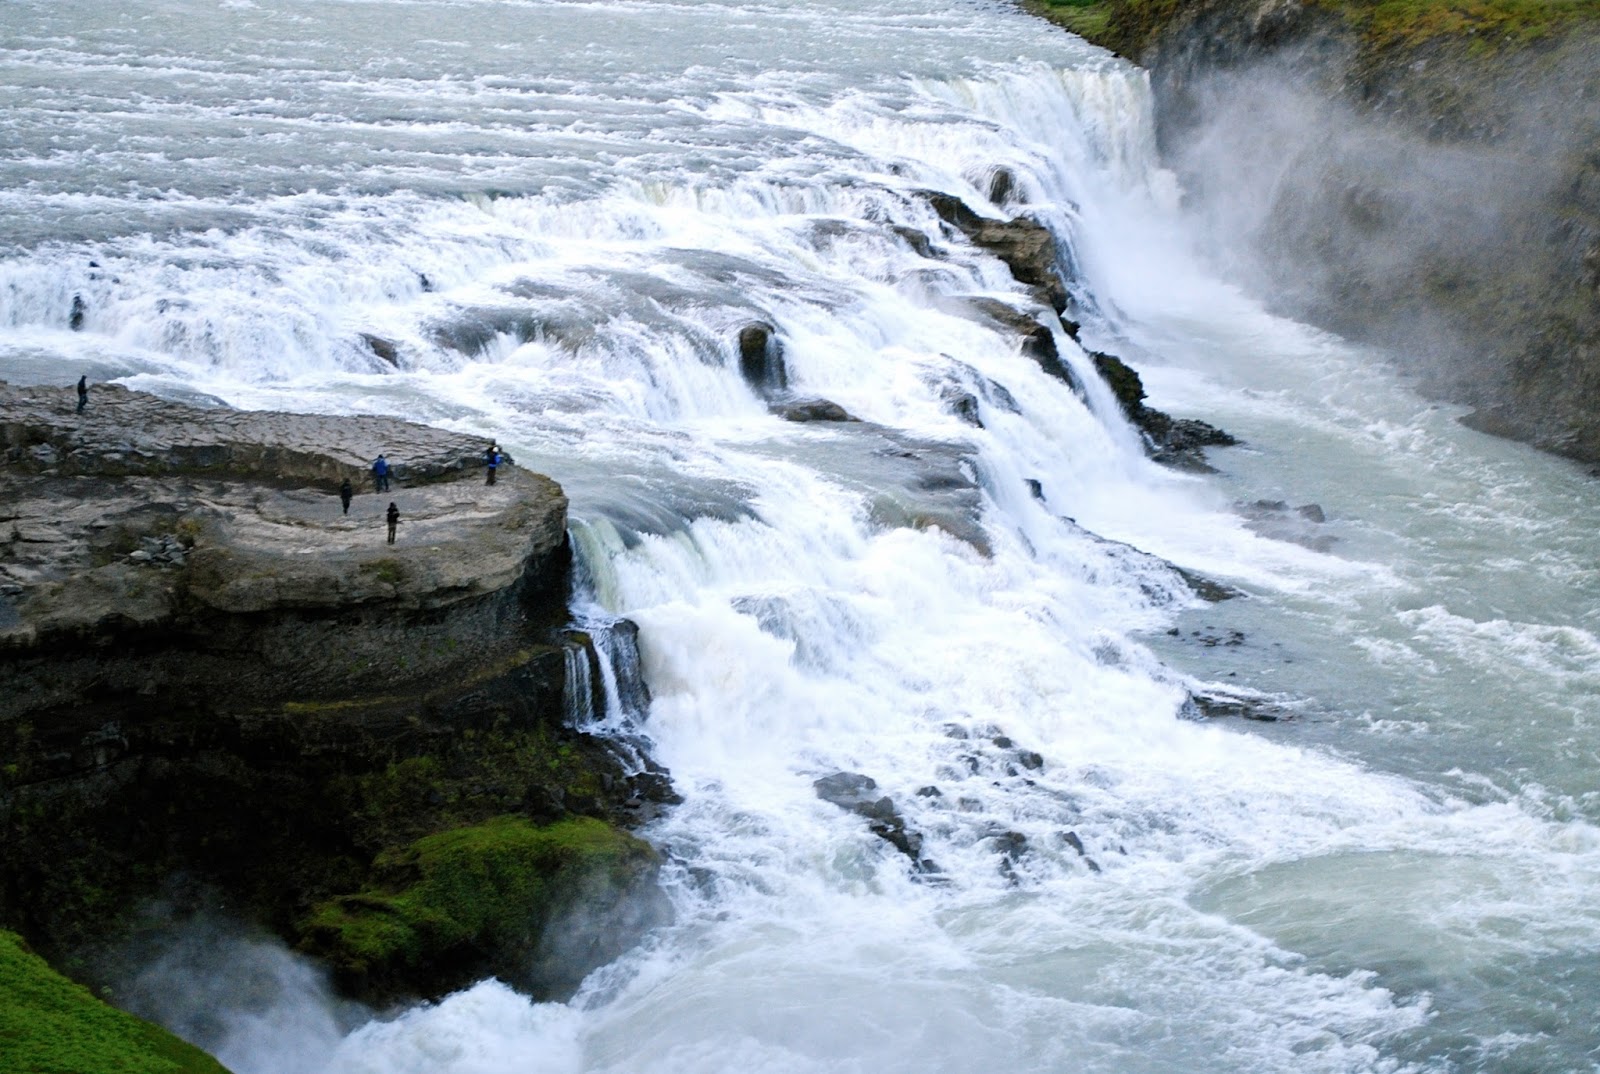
[0,381,671,1006]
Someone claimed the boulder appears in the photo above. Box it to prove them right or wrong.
[1090,351,1238,469]
[773,398,859,423]
[812,772,928,865]
[919,191,1071,313]
[360,333,400,367]
[737,322,787,397]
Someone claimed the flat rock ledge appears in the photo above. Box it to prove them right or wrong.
[1,380,565,646]
[0,381,670,1008]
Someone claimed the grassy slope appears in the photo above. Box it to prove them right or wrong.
[1025,0,1600,58]
[0,930,231,1074]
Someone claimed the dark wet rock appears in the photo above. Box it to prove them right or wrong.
[1025,478,1045,500]
[772,398,859,423]
[931,360,1022,428]
[360,333,400,367]
[943,386,984,427]
[990,830,1029,861]
[602,618,653,721]
[991,735,1014,749]
[1090,350,1238,469]
[964,297,1080,390]
[916,785,943,798]
[1235,499,1338,552]
[1057,831,1104,874]
[1015,750,1045,771]
[891,225,936,259]
[738,322,787,397]
[812,771,927,864]
[1184,689,1290,722]
[1173,566,1243,602]
[973,165,1020,207]
[918,191,1071,313]
[813,771,881,810]
[69,295,86,331]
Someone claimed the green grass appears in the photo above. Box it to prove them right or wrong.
[0,930,231,1074]
[1028,0,1600,56]
[1343,0,1600,50]
[301,816,657,981]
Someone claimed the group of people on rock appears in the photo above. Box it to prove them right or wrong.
[68,374,503,549]
[348,442,503,544]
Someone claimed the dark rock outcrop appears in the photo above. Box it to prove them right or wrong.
[1090,351,1238,468]
[812,772,931,868]
[773,398,859,423]
[0,381,671,1004]
[360,333,400,367]
[738,322,788,397]
[920,191,1072,313]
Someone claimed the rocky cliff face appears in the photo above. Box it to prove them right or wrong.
[0,381,673,1005]
[1035,0,1600,464]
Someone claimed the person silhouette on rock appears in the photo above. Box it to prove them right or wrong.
[386,502,400,544]
[339,477,353,515]
[76,375,88,413]
[372,453,391,492]
[484,442,500,486]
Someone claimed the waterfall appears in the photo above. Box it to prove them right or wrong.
[5,0,1600,1071]
[560,633,598,728]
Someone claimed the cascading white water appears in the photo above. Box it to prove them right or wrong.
[4,1,1598,1072]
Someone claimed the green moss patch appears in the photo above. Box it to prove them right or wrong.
[0,930,230,1074]
[300,816,658,994]
[1031,0,1600,58]
[1346,0,1600,51]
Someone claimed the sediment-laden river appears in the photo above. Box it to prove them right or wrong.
[3,1,1597,1071]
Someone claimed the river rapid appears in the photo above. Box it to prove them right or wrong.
[3,1,1598,1072]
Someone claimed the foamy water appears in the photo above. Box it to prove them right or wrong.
[4,1,1598,1071]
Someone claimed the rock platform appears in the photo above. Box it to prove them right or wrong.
[0,380,671,1008]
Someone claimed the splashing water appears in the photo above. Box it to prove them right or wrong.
[4,1,1599,1072]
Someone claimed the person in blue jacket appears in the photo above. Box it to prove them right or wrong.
[372,453,391,492]
[484,442,500,486]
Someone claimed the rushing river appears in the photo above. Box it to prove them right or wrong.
[3,1,1599,1071]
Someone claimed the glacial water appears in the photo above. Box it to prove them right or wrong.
[3,1,1598,1072]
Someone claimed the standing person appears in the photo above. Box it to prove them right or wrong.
[484,442,500,486]
[372,453,390,492]
[76,375,88,413]
[386,502,400,544]
[339,477,353,515]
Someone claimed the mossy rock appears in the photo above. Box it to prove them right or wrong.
[0,929,230,1074]
[299,815,668,1002]
[1029,0,1600,61]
